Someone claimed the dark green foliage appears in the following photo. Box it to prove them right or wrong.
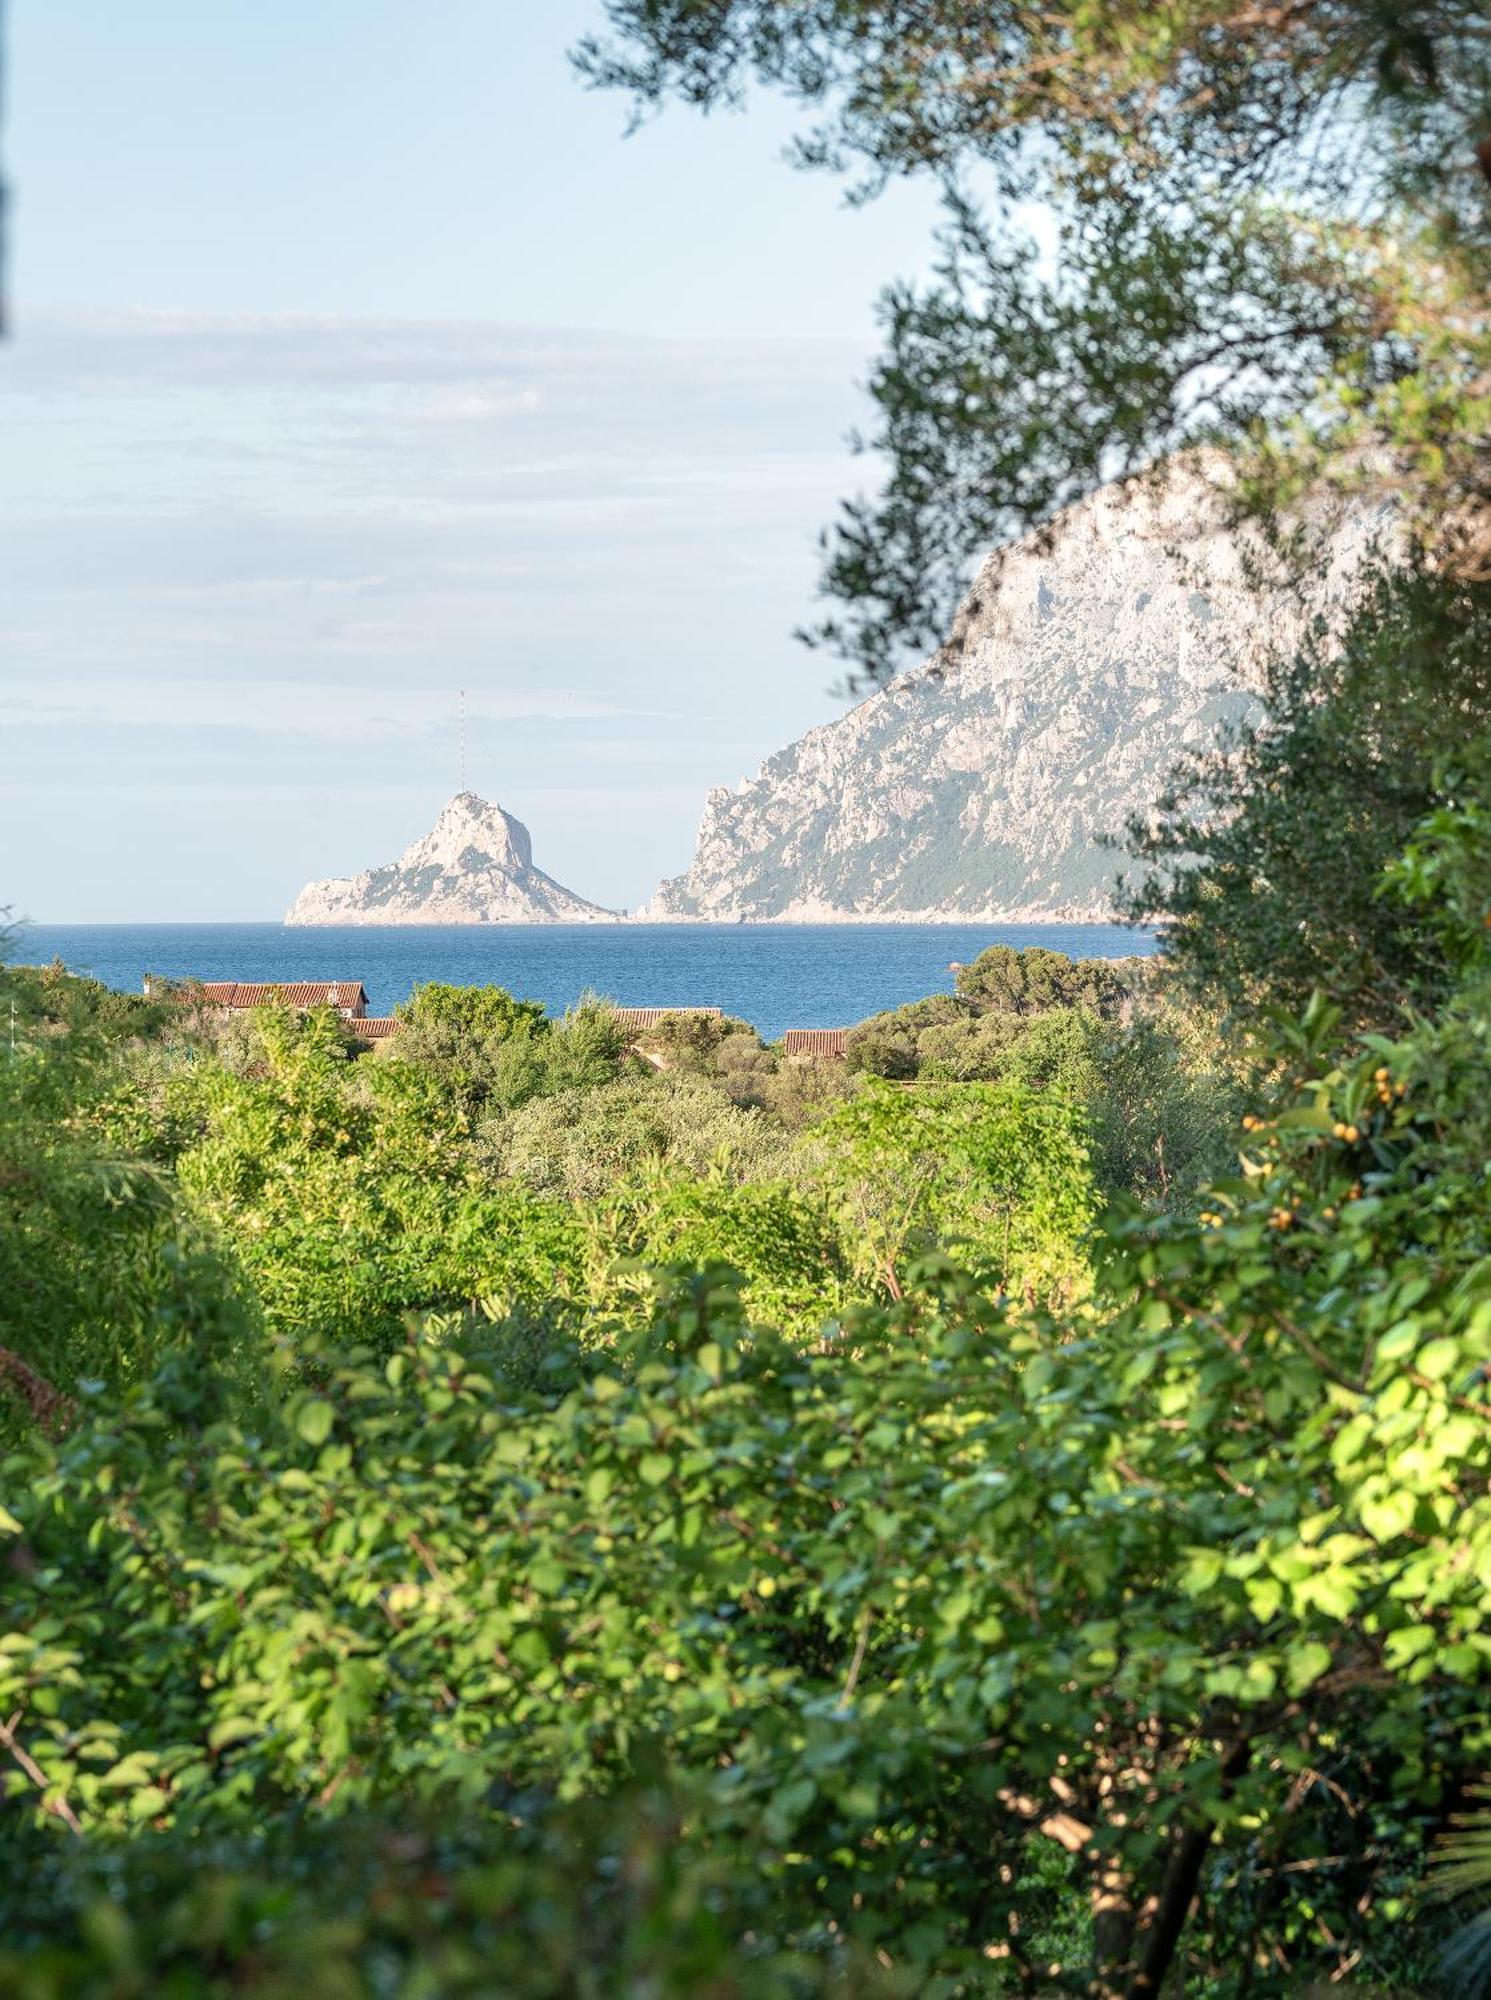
[954,943,1134,1019]
[841,1007,924,1079]
[1122,565,1491,1033]
[634,1009,759,1070]
[0,970,261,1444]
[2,959,173,1043]
[1433,1789,1491,1994]
[847,951,1136,1082]
[389,983,635,1116]
[0,1793,912,1999]
[391,980,552,1112]
[913,1008,1024,1081]
[633,1010,786,1109]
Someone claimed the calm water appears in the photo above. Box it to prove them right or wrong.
[16,923,1156,1045]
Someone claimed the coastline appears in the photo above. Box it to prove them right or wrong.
[283,903,1131,929]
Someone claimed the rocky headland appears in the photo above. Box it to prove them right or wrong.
[642,466,1379,922]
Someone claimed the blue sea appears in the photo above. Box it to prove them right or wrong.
[15,923,1156,1046]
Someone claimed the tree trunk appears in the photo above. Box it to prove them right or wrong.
[1124,1741,1252,1999]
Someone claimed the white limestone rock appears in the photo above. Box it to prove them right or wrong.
[285,793,619,926]
[643,465,1382,922]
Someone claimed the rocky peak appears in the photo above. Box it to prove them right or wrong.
[285,793,617,927]
[408,792,534,875]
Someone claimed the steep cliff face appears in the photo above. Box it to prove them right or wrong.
[285,794,618,925]
[645,471,1378,922]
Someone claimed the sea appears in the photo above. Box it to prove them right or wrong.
[15,922,1157,1046]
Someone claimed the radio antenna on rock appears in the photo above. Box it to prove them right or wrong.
[459,687,467,796]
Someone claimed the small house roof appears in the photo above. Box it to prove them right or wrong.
[199,981,369,1011]
[347,1016,400,1039]
[611,1006,724,1030]
[783,1028,849,1057]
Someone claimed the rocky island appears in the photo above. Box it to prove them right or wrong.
[285,793,618,926]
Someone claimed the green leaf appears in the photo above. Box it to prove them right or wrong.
[207,1716,260,1752]
[1286,1641,1333,1696]
[1383,1624,1437,1669]
[99,1753,159,1790]
[1414,1337,1461,1381]
[1360,1489,1417,1542]
[295,1399,335,1446]
[639,1453,673,1487]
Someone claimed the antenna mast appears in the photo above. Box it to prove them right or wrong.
[459,687,467,795]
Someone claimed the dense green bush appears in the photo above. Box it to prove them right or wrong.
[808,1076,1097,1304]
[953,944,1136,1020]
[1122,564,1491,1034]
[161,1005,585,1349]
[0,1801,919,1999]
[844,985,1230,1211]
[391,985,631,1116]
[0,970,262,1445]
[496,1072,791,1204]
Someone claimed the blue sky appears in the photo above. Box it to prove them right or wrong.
[2,1,941,919]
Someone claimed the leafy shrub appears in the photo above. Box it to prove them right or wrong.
[1122,563,1491,1031]
[390,981,551,1113]
[953,944,1136,1019]
[808,1077,1097,1303]
[595,1172,851,1337]
[167,1007,584,1348]
[0,992,260,1442]
[0,1785,924,1999]
[498,1074,792,1205]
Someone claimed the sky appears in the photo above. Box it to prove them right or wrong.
[1,0,942,919]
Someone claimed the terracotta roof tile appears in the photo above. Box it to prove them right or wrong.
[611,1006,723,1030]
[198,981,369,1013]
[783,1028,849,1058]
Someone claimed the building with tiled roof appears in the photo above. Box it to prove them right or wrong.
[782,1028,849,1061]
[346,1016,400,1041]
[610,1006,723,1031]
[193,981,369,1019]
